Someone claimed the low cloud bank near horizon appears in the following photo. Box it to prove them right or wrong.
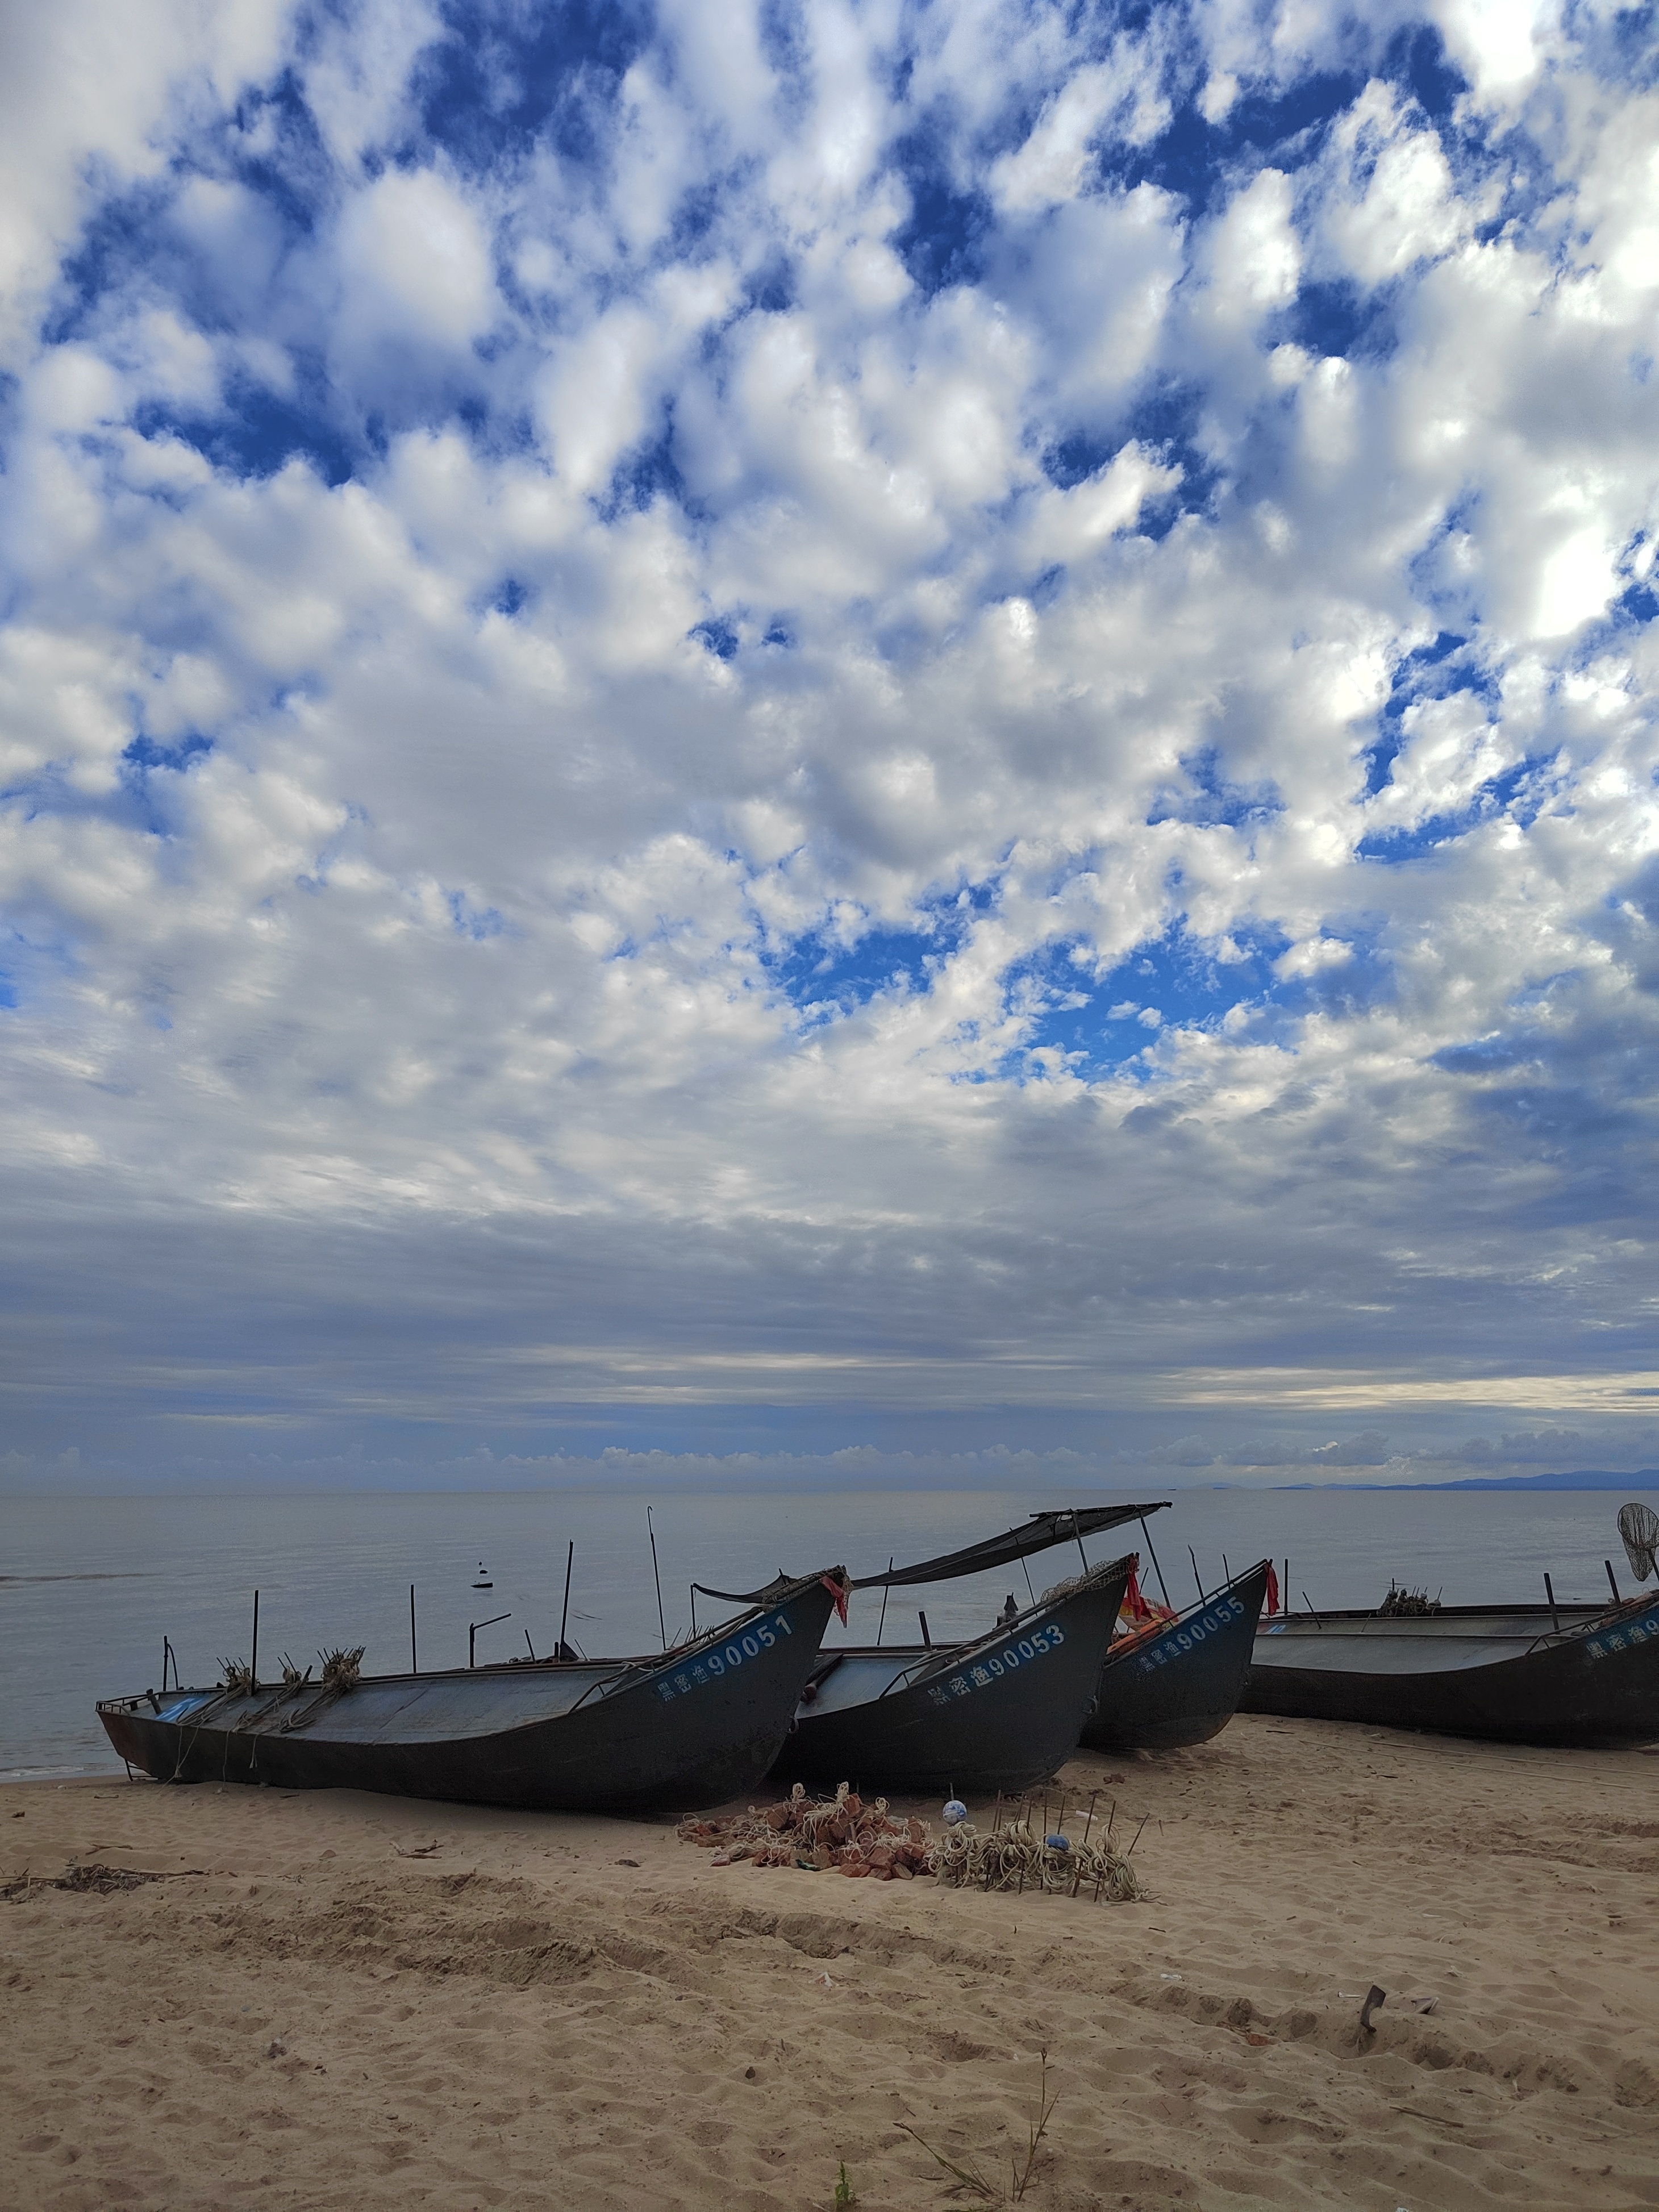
[9,1420,1659,1498]
[2,0,1657,1486]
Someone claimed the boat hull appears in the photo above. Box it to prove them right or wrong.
[98,1579,839,1814]
[1082,1561,1270,1752]
[769,1560,1131,1797]
[1241,1593,1659,1746]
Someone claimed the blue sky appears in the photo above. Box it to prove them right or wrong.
[2,0,1658,1492]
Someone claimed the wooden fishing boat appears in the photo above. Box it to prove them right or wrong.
[768,1554,1135,1797]
[1241,1590,1659,1746]
[97,1568,847,1814]
[1082,1559,1272,1753]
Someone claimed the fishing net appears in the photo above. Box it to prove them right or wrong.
[679,1781,931,1878]
[1618,1502,1658,1583]
[678,1782,1142,1900]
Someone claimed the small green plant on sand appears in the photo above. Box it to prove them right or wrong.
[833,2159,857,2207]
[898,2047,1058,2206]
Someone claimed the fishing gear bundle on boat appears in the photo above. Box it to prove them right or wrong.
[1378,1583,1443,1617]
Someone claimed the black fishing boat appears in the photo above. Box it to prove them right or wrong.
[97,1568,848,1814]
[1082,1558,1272,1753]
[1241,1589,1659,1746]
[752,1507,1165,1796]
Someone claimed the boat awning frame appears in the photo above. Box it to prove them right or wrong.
[691,1507,1169,1606]
[846,1503,1170,1590]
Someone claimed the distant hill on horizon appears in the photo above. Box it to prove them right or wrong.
[1354,1469,1659,1493]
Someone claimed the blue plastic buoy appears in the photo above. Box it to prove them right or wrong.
[1045,1832,1070,1851]
[943,1799,968,1826]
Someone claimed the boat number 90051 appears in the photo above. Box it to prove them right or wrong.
[655,1611,794,1701]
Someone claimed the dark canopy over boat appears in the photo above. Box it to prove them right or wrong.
[1242,1590,1659,1746]
[1082,1559,1272,1753]
[693,1503,1172,1606]
[849,1503,1171,1589]
[98,1568,847,1815]
[769,1555,1135,1797]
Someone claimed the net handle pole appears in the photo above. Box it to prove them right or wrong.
[1139,1519,1172,1610]
[648,1507,666,1651]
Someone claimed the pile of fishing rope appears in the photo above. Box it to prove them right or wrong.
[679,1781,931,1878]
[930,1806,1141,1901]
[679,1781,1143,1900]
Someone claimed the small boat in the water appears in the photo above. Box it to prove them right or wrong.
[755,1507,1164,1796]
[97,1567,849,1814]
[1241,1567,1659,1746]
[472,1563,493,1589]
[1082,1557,1272,1753]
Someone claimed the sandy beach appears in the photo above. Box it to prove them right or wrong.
[2,1718,1655,2211]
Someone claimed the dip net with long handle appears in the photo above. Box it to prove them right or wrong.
[1618,1502,1659,1584]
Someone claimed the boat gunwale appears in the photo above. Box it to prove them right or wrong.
[1253,1588,1657,1664]
[96,1565,850,1737]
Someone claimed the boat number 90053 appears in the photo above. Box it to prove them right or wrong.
[924,1622,1066,1706]
[655,1611,794,1701]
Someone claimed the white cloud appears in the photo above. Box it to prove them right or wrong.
[0,0,291,366]
[1205,169,1301,326]
[1322,84,1469,285]
[332,165,499,368]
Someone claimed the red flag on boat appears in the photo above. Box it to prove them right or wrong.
[1265,1561,1281,1616]
[821,1573,850,1626]
[1123,1561,1157,1623]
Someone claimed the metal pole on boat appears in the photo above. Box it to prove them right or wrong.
[690,1583,698,1639]
[1138,1519,1172,1610]
[919,1610,932,1647]
[876,1560,893,1646]
[1072,1509,1089,1575]
[1544,1572,1561,1634]
[410,1585,418,1674]
[251,1591,259,1688]
[1222,1552,1232,1584]
[1302,1592,1322,1628]
[1188,1548,1206,1602]
[560,1541,574,1656]
[470,1612,510,1668]
[1606,1559,1621,1603]
[648,1507,666,1650]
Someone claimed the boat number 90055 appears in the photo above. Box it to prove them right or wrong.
[655,1611,794,1701]
[1133,1593,1246,1674]
[924,1622,1066,1706]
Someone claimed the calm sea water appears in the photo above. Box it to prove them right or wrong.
[1,1485,1643,1778]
